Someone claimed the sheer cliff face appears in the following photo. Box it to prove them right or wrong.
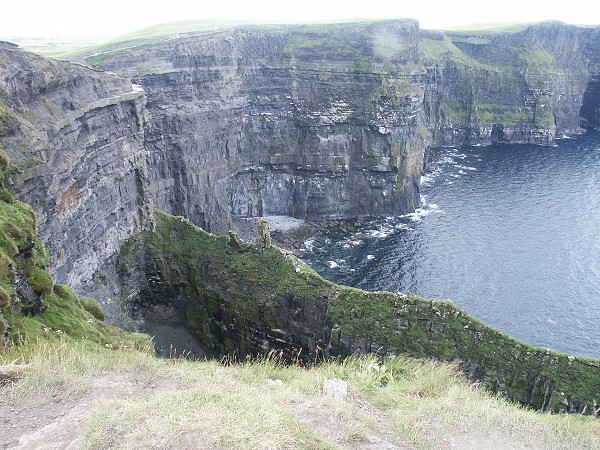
[97,20,428,233]
[421,23,597,146]
[0,42,151,302]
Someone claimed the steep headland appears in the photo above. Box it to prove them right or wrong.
[1,20,600,415]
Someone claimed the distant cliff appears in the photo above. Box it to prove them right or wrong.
[421,22,600,145]
[90,20,428,233]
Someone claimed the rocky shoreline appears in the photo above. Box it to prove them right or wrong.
[233,215,373,256]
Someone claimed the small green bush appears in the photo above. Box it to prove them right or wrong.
[26,265,54,297]
[0,188,14,204]
[0,285,11,307]
[0,146,9,172]
[79,296,105,321]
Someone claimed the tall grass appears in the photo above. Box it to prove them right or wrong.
[0,335,157,395]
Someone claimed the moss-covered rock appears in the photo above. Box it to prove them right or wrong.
[119,210,600,414]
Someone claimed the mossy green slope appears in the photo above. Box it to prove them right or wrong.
[119,210,599,413]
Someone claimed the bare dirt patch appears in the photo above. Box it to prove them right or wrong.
[0,371,173,450]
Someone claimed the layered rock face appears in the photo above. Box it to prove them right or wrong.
[0,42,152,316]
[96,20,428,233]
[421,22,597,146]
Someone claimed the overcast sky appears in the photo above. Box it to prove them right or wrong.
[1,0,598,39]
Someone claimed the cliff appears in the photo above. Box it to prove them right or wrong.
[118,210,600,414]
[1,20,600,415]
[0,41,153,321]
[421,22,600,145]
[88,20,428,233]
[2,21,600,299]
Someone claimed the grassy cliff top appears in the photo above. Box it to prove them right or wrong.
[2,341,599,449]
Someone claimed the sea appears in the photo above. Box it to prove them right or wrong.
[301,128,600,359]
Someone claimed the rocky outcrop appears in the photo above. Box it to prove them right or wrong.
[0,41,152,319]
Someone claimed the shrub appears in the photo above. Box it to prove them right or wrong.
[0,284,11,307]
[26,266,54,297]
[79,296,105,321]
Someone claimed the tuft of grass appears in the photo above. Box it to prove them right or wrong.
[25,265,54,296]
[0,334,157,395]
[79,297,105,321]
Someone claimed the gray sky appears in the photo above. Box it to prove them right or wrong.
[1,0,598,39]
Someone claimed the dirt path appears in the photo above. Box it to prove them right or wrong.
[0,371,171,450]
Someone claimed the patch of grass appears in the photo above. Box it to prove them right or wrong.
[0,334,156,395]
[79,297,105,321]
[519,45,556,72]
[442,22,534,34]
[4,346,597,449]
[419,36,482,66]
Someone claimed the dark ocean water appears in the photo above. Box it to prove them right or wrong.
[302,128,600,358]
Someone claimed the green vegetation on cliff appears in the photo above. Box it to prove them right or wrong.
[119,210,600,414]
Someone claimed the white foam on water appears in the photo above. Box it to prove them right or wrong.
[304,238,316,249]
[325,260,338,268]
[405,203,441,222]
[339,237,365,248]
[366,229,392,238]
